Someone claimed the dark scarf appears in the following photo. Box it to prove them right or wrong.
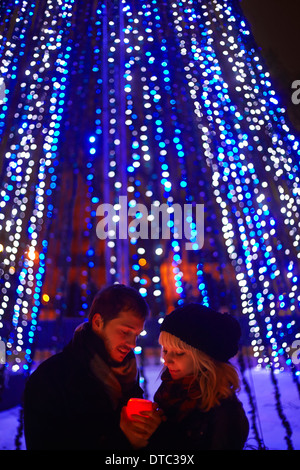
[71,322,138,410]
[154,369,202,422]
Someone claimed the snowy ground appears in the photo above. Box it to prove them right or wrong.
[1,359,299,450]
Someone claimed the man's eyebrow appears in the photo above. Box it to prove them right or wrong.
[120,323,144,334]
[119,323,136,330]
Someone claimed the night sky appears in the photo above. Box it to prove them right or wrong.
[241,0,300,129]
[241,0,299,77]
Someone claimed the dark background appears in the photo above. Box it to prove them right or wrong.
[241,0,300,130]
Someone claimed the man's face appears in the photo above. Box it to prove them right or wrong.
[92,310,144,363]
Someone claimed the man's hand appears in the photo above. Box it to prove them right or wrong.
[120,404,165,449]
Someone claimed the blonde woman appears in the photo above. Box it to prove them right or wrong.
[149,303,249,450]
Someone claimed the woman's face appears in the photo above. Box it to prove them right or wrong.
[161,345,194,380]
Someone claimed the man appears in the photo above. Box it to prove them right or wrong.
[24,284,161,450]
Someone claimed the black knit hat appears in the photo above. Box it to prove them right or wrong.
[160,303,241,362]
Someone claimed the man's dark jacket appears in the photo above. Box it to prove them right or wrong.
[23,323,143,450]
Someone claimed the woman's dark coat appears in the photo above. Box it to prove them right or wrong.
[149,370,249,450]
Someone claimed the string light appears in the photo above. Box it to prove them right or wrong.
[1,0,76,372]
[0,0,299,383]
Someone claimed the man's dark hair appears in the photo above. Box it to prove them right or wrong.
[88,284,149,324]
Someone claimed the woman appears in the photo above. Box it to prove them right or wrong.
[149,303,249,450]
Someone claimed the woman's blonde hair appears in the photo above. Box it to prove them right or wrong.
[159,330,240,412]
